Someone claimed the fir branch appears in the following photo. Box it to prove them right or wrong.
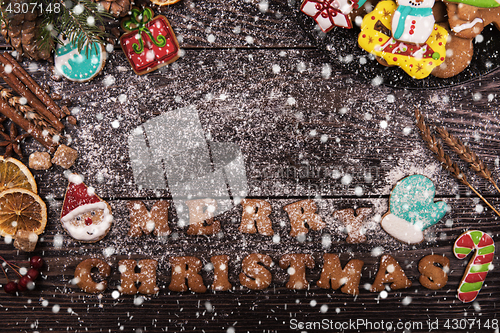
[39,0,112,56]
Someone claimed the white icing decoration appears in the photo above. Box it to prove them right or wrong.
[452,18,484,33]
[380,213,424,244]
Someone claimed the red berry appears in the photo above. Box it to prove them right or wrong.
[18,275,32,291]
[27,268,39,280]
[3,281,18,294]
[30,256,44,270]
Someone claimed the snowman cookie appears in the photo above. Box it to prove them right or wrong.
[358,0,448,79]
[381,175,449,244]
[392,0,436,44]
[60,174,113,242]
[54,35,107,82]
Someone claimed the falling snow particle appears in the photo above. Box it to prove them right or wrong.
[354,186,363,196]
[52,304,60,313]
[379,291,388,299]
[321,64,331,79]
[310,300,317,307]
[475,34,484,43]
[320,134,328,143]
[371,246,384,257]
[112,291,120,299]
[245,36,254,44]
[134,296,145,306]
[403,127,412,135]
[387,94,395,103]
[341,174,352,185]
[320,305,328,313]
[103,246,115,257]
[322,234,331,249]
[227,328,236,333]
[286,97,296,106]
[103,75,115,87]
[272,234,280,243]
[380,120,388,129]
[53,234,63,249]
[402,296,412,305]
[205,301,213,312]
[207,34,216,43]
[297,62,306,73]
[472,93,482,101]
[111,120,120,128]
[475,204,484,213]
[371,76,383,86]
[272,64,281,74]
[258,0,268,12]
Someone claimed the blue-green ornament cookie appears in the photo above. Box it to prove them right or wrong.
[381,175,449,244]
[54,35,107,82]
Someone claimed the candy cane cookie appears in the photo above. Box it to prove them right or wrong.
[453,230,495,303]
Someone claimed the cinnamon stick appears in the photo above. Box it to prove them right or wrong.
[0,56,64,132]
[2,53,65,120]
[0,96,57,153]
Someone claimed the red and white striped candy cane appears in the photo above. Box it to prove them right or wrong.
[453,230,495,303]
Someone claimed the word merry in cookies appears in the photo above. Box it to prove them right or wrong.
[74,253,449,295]
[127,199,372,244]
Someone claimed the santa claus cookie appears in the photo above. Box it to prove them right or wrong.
[60,174,113,242]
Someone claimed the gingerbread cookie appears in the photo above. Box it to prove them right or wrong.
[445,1,500,39]
[54,35,107,82]
[169,256,207,293]
[300,0,368,31]
[358,1,448,79]
[239,253,273,290]
[380,175,448,244]
[279,254,315,290]
[317,254,364,295]
[418,254,450,290]
[371,254,412,292]
[333,207,372,243]
[120,7,180,75]
[60,174,113,242]
[454,230,495,303]
[118,259,159,295]
[283,199,325,237]
[74,258,111,293]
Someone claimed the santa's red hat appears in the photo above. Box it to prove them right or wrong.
[61,174,108,223]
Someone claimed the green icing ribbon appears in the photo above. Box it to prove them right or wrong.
[122,8,167,54]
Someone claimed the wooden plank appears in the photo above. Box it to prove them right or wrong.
[14,48,500,200]
[0,197,498,332]
[0,0,312,50]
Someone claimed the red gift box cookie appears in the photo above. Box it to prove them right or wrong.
[120,8,180,75]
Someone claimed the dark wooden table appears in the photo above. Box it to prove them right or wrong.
[1,0,499,332]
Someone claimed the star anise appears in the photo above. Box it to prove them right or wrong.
[0,114,6,132]
[0,123,30,157]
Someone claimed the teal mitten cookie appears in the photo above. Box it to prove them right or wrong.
[381,175,449,244]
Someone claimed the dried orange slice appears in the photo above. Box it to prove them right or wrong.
[0,156,37,193]
[0,188,47,237]
[149,0,181,6]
